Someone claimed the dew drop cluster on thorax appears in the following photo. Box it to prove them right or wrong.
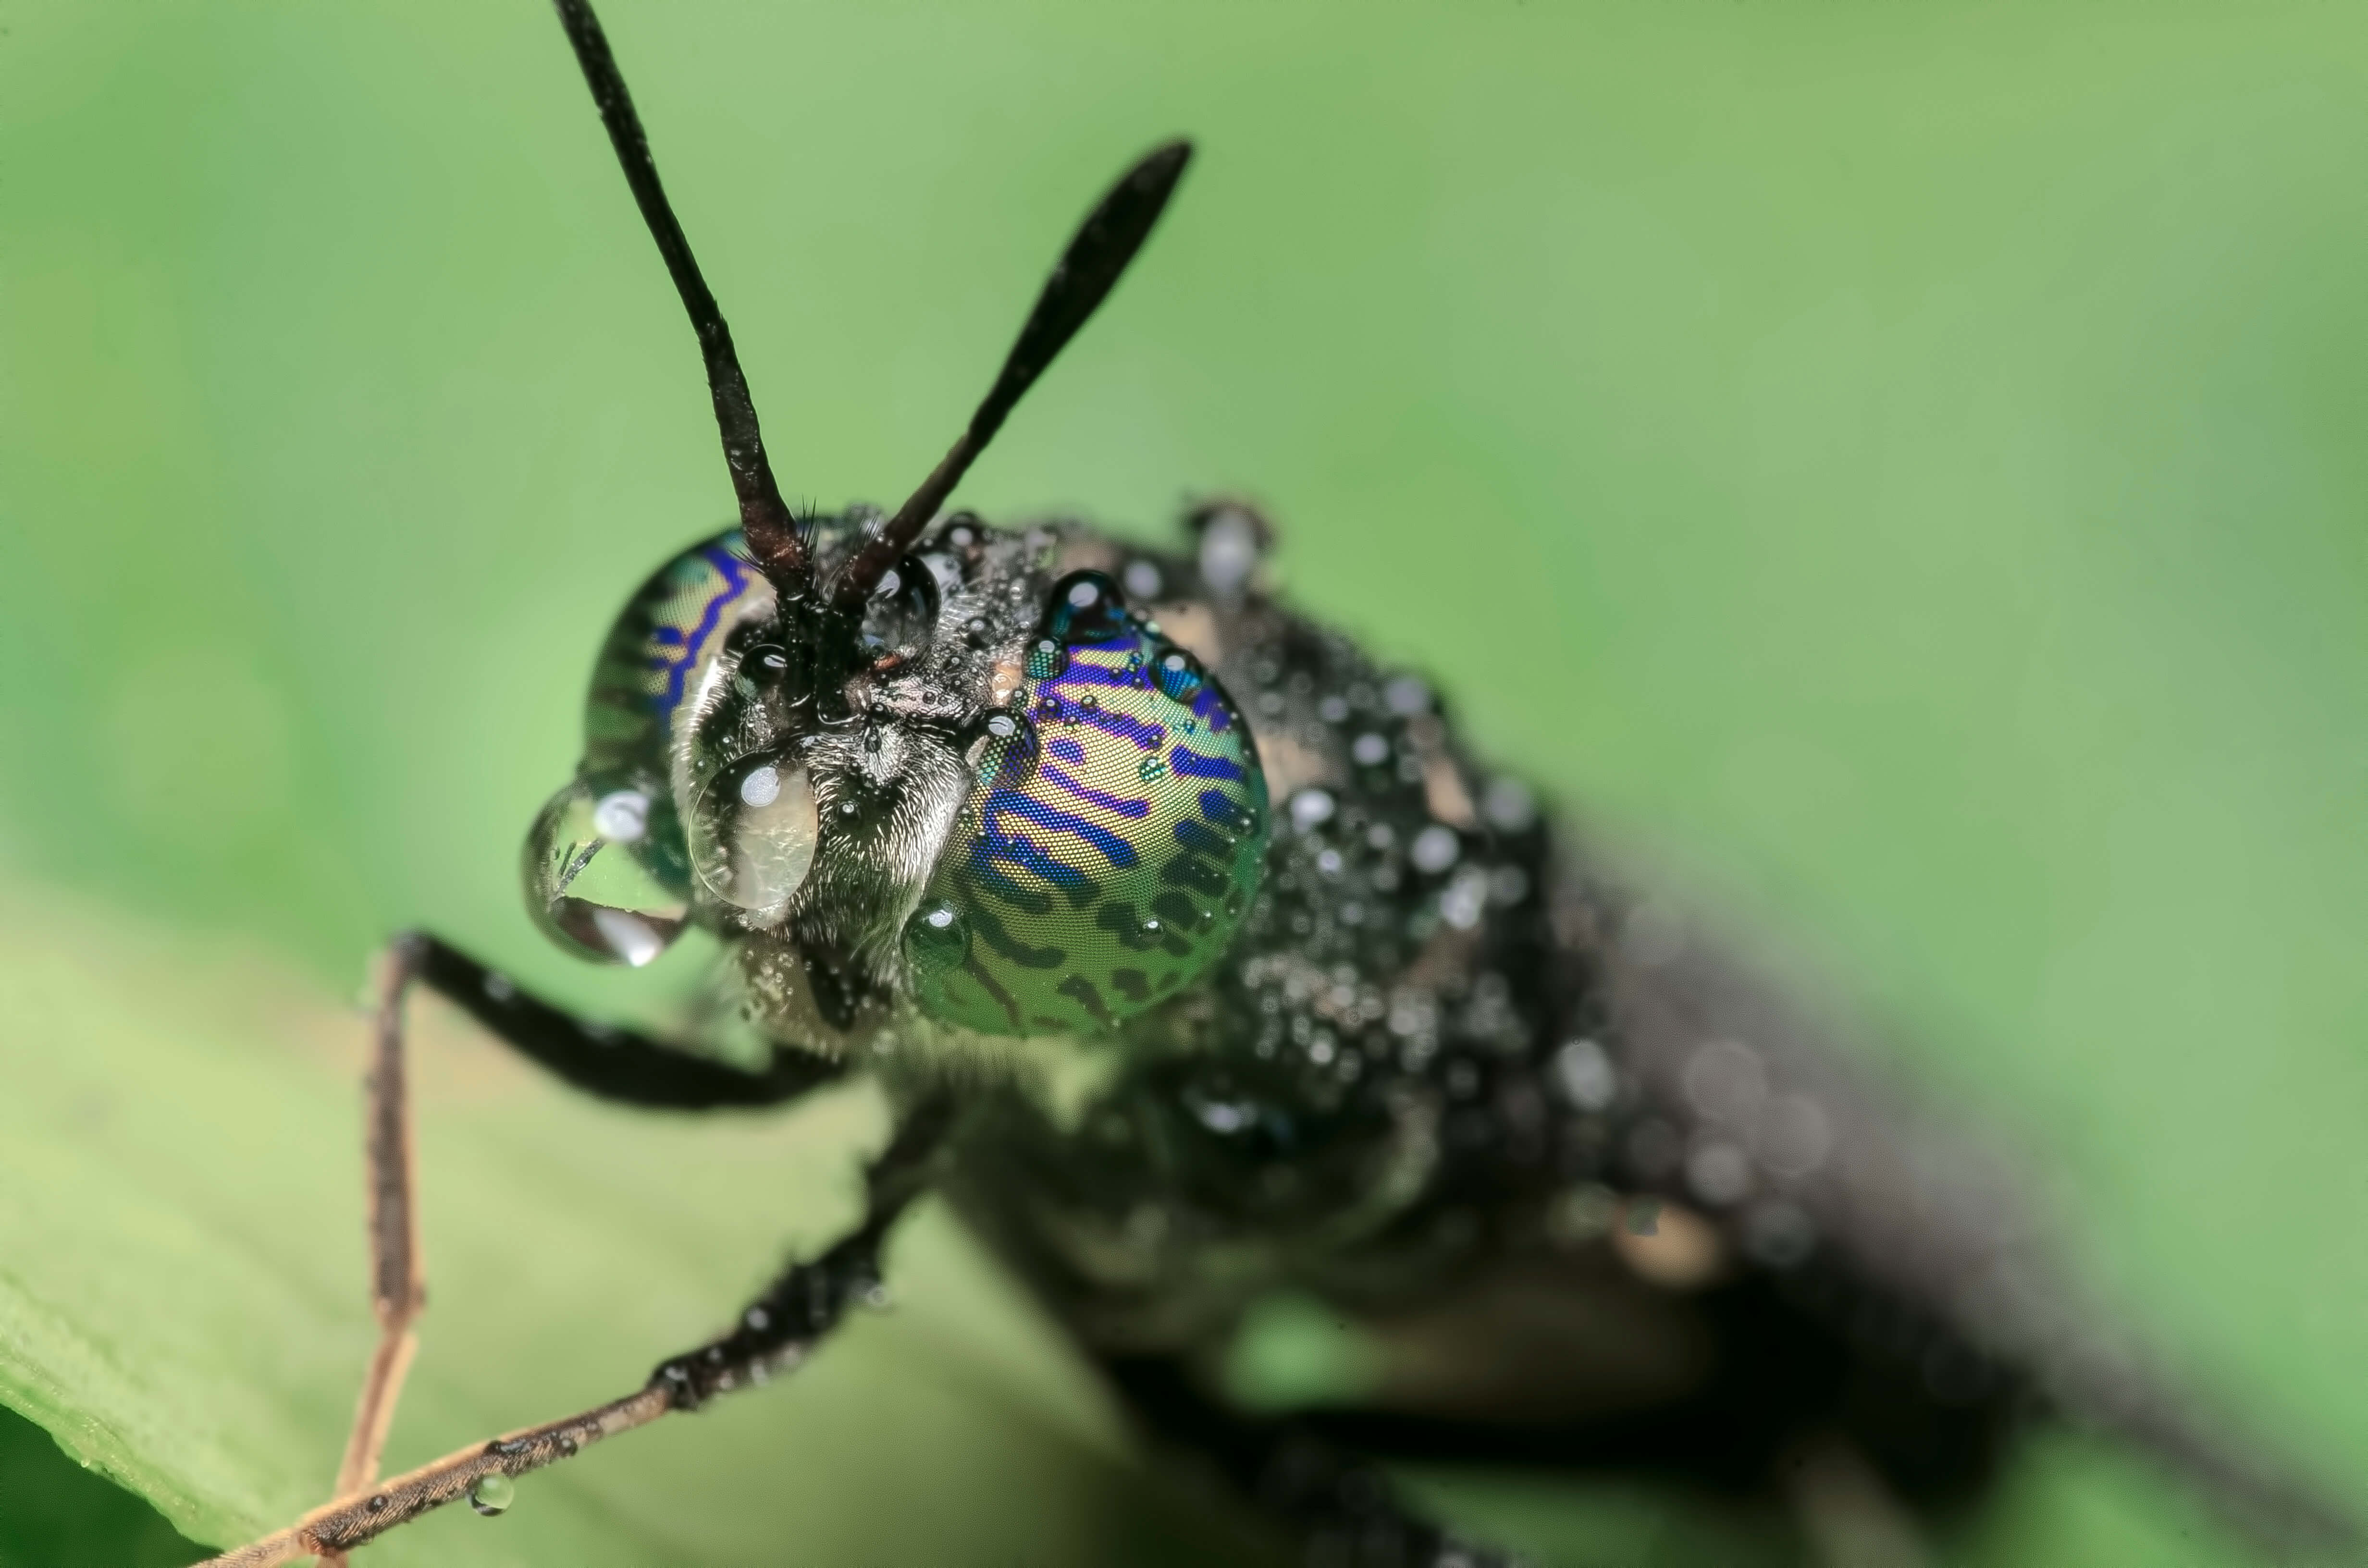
[1195,643,1579,1170]
[1018,511,1603,1216]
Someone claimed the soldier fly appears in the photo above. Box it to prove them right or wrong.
[194,2,2356,1564]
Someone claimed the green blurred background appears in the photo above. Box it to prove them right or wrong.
[2,0,2364,1562]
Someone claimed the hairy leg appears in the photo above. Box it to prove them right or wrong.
[312,946,427,1568]
[299,929,848,1566]
[197,1095,951,1567]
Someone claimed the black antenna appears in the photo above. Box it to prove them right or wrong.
[552,0,807,588]
[832,140,1194,611]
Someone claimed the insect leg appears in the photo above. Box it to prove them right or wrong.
[300,932,847,1565]
[1100,1356,1527,1568]
[193,1098,953,1568]
[407,930,843,1109]
[312,942,430,1568]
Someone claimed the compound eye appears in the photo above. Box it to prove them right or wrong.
[857,554,939,667]
[690,753,820,917]
[909,602,1267,1038]
[522,776,689,967]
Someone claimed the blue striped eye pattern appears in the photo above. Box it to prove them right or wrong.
[907,571,1269,1035]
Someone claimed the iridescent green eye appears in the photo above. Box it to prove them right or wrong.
[531,528,771,966]
[522,775,689,967]
[907,572,1268,1035]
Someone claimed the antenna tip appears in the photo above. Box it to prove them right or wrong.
[1114,139,1193,215]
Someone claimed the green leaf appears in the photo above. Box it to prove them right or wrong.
[0,1402,197,1567]
[0,887,1252,1564]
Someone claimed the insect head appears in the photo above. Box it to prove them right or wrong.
[512,56,1264,1043]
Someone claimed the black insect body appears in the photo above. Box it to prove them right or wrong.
[193,4,2354,1565]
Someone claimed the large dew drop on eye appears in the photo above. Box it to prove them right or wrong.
[690,754,820,918]
[522,777,690,967]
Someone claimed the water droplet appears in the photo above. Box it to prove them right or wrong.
[918,551,964,593]
[1351,732,1390,767]
[689,754,819,916]
[962,709,1040,786]
[1151,646,1207,704]
[591,790,650,843]
[858,554,939,665]
[1041,569,1129,644]
[1195,505,1264,599]
[1138,756,1167,782]
[1441,865,1489,929]
[468,1472,515,1517]
[1024,637,1069,681]
[523,776,688,968]
[1481,775,1537,832]
[738,643,790,684]
[1122,559,1165,600]
[1287,788,1335,833]
[903,899,971,979]
[1553,1039,1617,1110]
[1409,824,1461,874]
[1382,674,1431,715]
[1194,1098,1254,1134]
